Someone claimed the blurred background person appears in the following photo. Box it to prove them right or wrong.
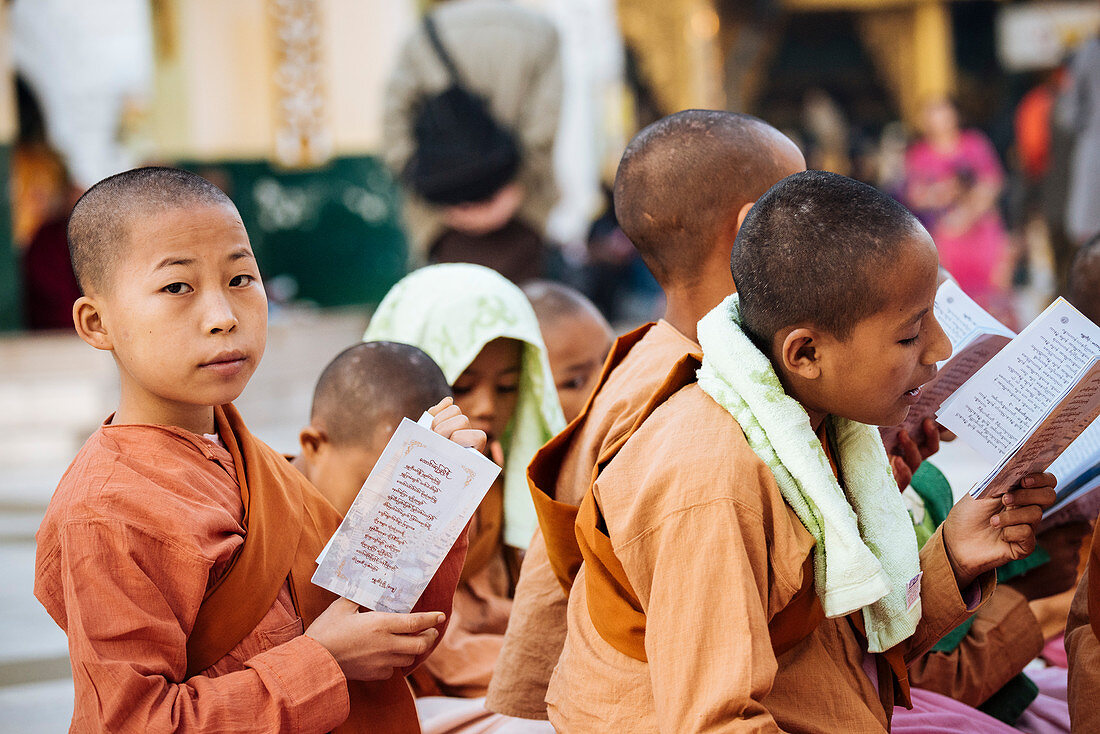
[382,0,562,284]
[1059,31,1100,249]
[903,96,1016,327]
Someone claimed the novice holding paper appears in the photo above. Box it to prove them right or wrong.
[547,171,1056,732]
[364,264,565,699]
[33,168,485,733]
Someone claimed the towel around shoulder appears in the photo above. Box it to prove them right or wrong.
[696,294,921,652]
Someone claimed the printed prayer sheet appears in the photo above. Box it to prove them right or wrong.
[313,415,500,613]
[936,298,1100,499]
[881,279,1013,453]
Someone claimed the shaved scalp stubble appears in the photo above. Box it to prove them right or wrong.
[732,170,925,346]
[312,341,452,447]
[521,280,610,331]
[613,109,802,287]
[67,166,237,294]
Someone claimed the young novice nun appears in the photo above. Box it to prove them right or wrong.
[487,110,806,721]
[521,280,614,423]
[33,167,485,733]
[364,263,565,700]
[546,170,1056,732]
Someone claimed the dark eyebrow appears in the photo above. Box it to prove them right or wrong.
[227,247,255,263]
[154,256,195,270]
[904,307,930,328]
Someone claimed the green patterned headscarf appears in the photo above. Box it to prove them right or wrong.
[364,264,566,548]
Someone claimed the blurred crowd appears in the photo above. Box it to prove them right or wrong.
[8,0,1100,335]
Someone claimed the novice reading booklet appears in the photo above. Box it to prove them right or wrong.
[313,414,500,613]
[1042,416,1100,529]
[936,298,1100,500]
[881,279,1014,453]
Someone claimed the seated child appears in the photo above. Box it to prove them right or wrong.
[293,341,453,515]
[488,110,807,721]
[521,280,615,423]
[364,263,565,698]
[33,167,484,733]
[294,340,554,734]
[545,170,1056,731]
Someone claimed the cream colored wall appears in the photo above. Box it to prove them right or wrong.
[152,0,415,163]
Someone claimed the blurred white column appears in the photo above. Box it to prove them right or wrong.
[10,0,153,186]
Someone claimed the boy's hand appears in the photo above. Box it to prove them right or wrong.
[427,397,488,455]
[891,418,942,490]
[305,598,444,681]
[941,472,1057,589]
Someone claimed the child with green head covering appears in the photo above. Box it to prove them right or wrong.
[364,263,566,699]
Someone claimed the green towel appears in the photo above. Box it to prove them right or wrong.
[696,294,921,652]
[364,264,565,548]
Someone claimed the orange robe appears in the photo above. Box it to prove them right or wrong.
[546,383,992,733]
[486,321,699,719]
[35,406,463,733]
[1066,520,1100,732]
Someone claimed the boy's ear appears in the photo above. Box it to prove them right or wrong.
[734,200,756,236]
[779,327,822,379]
[298,425,328,460]
[73,296,113,351]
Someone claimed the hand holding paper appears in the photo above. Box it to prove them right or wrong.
[941,475,1057,589]
[313,412,501,614]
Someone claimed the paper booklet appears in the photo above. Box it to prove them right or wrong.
[935,298,1100,501]
[881,279,1014,454]
[1041,416,1100,530]
[312,413,500,613]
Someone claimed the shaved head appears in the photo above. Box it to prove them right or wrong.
[1069,234,1100,325]
[733,170,924,344]
[613,110,805,287]
[68,166,236,294]
[311,341,452,447]
[522,280,610,332]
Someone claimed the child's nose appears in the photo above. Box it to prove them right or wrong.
[204,293,238,334]
[922,313,952,365]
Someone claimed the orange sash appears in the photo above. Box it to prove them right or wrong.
[187,405,430,734]
[528,324,655,593]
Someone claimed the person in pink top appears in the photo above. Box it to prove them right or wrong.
[904,97,1015,325]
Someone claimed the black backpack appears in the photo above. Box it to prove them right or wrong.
[403,14,521,206]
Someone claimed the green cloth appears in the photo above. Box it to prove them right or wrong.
[364,264,566,548]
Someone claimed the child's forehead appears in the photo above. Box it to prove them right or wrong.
[127,204,251,255]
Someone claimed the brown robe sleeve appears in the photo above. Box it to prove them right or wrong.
[907,584,1043,706]
[1067,562,1100,732]
[43,519,348,734]
[485,528,563,719]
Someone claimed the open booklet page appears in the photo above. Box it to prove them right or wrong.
[936,298,1100,499]
[313,415,500,613]
[881,279,1013,453]
[1042,417,1100,529]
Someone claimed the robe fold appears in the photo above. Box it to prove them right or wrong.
[35,404,465,733]
[907,584,1043,707]
[546,383,992,733]
[487,321,699,720]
